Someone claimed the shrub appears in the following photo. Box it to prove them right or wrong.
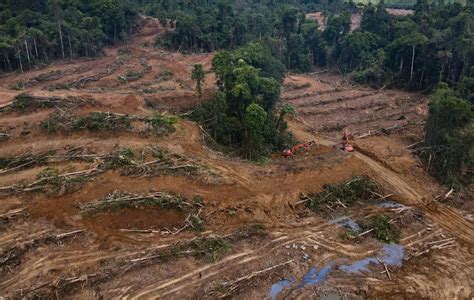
[71,112,132,131]
[362,215,400,243]
[145,113,177,135]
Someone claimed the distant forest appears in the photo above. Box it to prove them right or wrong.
[0,0,472,182]
[1,0,473,93]
[136,0,472,92]
[0,0,137,72]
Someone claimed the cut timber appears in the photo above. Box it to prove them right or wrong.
[55,229,85,239]
[221,259,294,287]
[0,207,26,219]
[378,257,392,280]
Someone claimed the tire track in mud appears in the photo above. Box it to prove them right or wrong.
[123,221,384,299]
[123,229,324,298]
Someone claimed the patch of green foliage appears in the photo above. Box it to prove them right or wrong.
[118,70,144,83]
[339,231,356,241]
[101,148,135,169]
[0,151,53,171]
[37,167,87,194]
[0,1,137,73]
[11,93,36,111]
[361,215,400,243]
[145,113,177,135]
[306,176,382,213]
[191,64,206,100]
[155,69,174,81]
[192,42,293,160]
[0,158,12,169]
[41,111,177,135]
[81,191,186,214]
[423,84,473,185]
[190,215,205,232]
[191,237,229,262]
[71,112,132,131]
[40,111,69,133]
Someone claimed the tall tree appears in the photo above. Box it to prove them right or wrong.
[191,64,206,100]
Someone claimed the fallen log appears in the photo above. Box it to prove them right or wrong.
[0,207,26,219]
[221,259,294,287]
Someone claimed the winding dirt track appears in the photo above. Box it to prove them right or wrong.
[299,125,474,244]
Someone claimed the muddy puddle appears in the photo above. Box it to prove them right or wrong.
[269,244,405,299]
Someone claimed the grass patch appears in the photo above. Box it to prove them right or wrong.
[305,176,382,214]
[338,231,356,241]
[361,215,400,243]
[40,111,69,133]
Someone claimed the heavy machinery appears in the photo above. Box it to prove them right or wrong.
[341,129,354,152]
[282,141,315,157]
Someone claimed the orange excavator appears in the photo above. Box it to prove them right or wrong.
[282,141,315,157]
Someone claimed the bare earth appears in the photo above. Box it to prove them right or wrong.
[0,17,472,299]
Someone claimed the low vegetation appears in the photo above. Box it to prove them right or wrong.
[0,146,220,195]
[361,215,400,243]
[305,176,382,214]
[72,112,132,131]
[1,93,94,113]
[34,167,89,195]
[78,190,190,215]
[0,150,53,174]
[190,237,230,262]
[145,113,178,135]
[40,111,177,135]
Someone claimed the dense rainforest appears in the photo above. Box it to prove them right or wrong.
[139,0,474,92]
[0,0,137,72]
[2,0,473,93]
[139,0,473,182]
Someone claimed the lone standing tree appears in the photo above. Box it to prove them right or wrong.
[192,64,206,100]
